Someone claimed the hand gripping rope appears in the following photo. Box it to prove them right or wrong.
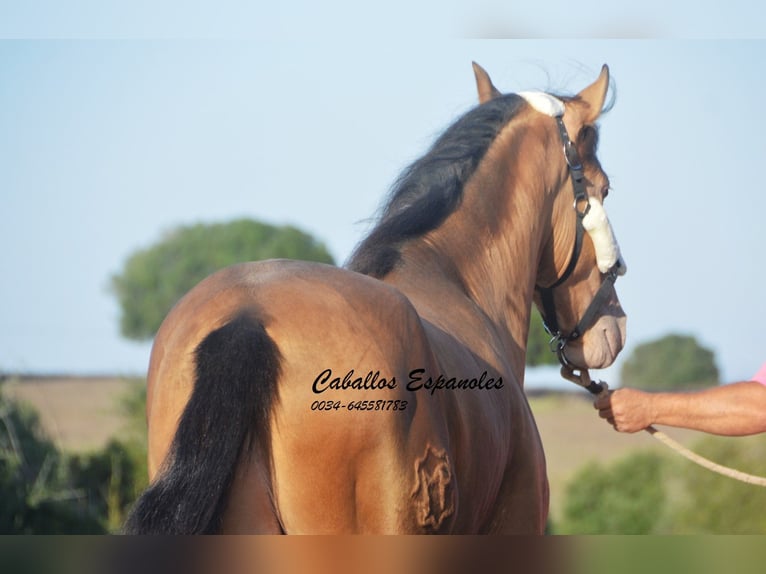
[562,366,766,487]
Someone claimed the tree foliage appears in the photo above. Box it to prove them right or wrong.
[526,309,559,367]
[670,435,766,533]
[0,382,104,533]
[0,380,148,533]
[111,219,335,340]
[558,451,668,534]
[558,433,766,534]
[620,333,719,391]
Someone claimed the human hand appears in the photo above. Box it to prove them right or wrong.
[593,387,654,433]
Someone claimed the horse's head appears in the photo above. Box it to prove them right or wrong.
[474,63,627,372]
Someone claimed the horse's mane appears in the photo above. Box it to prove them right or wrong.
[346,94,524,278]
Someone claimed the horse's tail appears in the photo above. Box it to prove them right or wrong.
[123,310,281,534]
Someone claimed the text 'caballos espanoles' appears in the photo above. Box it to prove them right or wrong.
[312,368,504,395]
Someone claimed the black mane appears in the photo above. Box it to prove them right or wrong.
[346,94,524,278]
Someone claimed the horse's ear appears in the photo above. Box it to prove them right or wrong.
[472,62,502,104]
[575,64,610,124]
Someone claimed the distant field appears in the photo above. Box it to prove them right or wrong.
[4,376,706,524]
[4,376,143,453]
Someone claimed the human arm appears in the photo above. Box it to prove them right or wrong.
[593,381,766,436]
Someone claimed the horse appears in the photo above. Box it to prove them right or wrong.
[124,62,627,534]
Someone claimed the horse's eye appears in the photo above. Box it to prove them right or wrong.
[602,186,610,199]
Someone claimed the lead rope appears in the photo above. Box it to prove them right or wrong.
[561,366,766,487]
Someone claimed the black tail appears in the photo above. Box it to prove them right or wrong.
[123,311,281,534]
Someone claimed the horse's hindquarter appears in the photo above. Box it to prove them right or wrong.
[146,260,459,533]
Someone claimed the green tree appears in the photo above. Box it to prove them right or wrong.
[111,219,335,340]
[0,378,153,533]
[0,381,105,533]
[620,333,719,391]
[671,435,766,533]
[526,309,559,367]
[66,382,149,532]
[558,451,668,534]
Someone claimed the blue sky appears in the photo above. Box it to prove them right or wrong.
[0,1,763,39]
[1,9,765,388]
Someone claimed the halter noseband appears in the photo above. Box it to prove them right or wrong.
[534,111,625,371]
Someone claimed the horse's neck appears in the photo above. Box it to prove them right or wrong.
[384,169,549,380]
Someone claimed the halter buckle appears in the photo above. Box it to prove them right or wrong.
[548,333,565,354]
[574,195,591,218]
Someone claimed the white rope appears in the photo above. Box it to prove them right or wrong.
[561,366,766,487]
[644,425,766,487]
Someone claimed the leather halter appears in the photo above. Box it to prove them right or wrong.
[535,116,624,370]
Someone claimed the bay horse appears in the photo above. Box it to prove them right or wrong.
[124,63,627,534]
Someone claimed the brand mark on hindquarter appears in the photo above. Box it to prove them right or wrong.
[411,445,455,530]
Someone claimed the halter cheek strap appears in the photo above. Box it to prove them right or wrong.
[526,104,626,368]
[536,116,590,339]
